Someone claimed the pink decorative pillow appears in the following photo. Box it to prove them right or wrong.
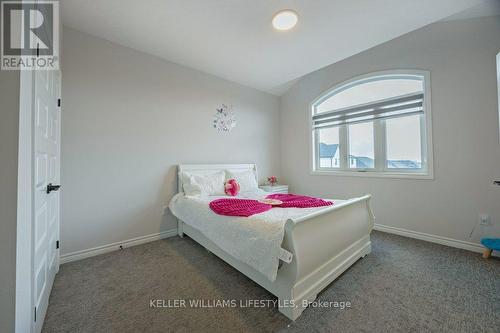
[224,179,240,196]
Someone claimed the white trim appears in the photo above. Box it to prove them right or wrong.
[17,68,34,333]
[496,52,500,143]
[309,69,434,179]
[310,170,433,179]
[373,223,498,256]
[60,229,177,264]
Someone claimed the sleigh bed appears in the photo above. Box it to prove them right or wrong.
[169,164,374,320]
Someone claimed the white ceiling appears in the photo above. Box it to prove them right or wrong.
[61,0,487,95]
[444,0,500,21]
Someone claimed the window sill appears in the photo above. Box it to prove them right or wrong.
[311,169,434,180]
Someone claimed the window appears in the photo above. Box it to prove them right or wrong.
[318,127,340,168]
[386,115,421,169]
[311,70,433,178]
[348,122,374,169]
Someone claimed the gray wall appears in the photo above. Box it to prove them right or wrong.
[61,28,281,256]
[0,71,20,333]
[280,16,500,244]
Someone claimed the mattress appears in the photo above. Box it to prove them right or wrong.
[169,190,340,281]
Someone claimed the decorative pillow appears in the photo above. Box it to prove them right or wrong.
[226,170,258,192]
[181,172,198,195]
[182,171,225,196]
[224,179,240,196]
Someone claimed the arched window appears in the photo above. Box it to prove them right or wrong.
[311,70,433,178]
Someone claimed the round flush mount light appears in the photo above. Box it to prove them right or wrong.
[272,10,298,31]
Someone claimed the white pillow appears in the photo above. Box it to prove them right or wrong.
[226,170,258,192]
[181,172,197,195]
[182,171,225,196]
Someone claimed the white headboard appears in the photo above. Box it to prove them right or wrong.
[177,164,258,193]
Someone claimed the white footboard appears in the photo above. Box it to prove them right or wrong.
[275,195,374,320]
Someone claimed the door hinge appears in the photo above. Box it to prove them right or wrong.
[34,307,37,322]
[57,98,61,107]
[56,240,59,249]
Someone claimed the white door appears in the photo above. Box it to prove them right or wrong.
[32,67,61,333]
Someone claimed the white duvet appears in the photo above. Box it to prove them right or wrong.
[169,190,339,281]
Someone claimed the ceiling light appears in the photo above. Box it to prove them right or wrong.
[272,10,298,31]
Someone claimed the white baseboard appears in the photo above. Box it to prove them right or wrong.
[60,229,178,264]
[61,225,495,264]
[374,223,498,256]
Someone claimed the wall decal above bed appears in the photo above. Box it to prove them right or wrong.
[213,104,236,132]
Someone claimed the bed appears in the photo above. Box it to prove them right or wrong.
[169,164,374,320]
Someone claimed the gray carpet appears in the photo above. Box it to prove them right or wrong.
[42,231,500,333]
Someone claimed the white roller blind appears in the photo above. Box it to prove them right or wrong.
[313,92,424,129]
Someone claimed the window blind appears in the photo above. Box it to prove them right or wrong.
[312,92,424,129]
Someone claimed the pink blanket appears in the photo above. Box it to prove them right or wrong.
[209,199,272,217]
[267,193,333,208]
[209,194,333,217]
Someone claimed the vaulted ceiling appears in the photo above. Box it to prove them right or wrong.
[61,0,490,95]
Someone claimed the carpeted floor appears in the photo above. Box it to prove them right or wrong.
[42,231,500,333]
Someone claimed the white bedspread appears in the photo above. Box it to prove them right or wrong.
[169,190,339,281]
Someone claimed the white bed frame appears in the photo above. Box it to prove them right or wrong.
[176,164,374,320]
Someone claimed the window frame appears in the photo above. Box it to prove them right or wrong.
[309,70,434,179]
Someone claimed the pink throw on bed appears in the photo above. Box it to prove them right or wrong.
[209,199,272,217]
[266,193,333,208]
[209,194,333,217]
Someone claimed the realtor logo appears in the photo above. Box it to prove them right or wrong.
[1,0,59,70]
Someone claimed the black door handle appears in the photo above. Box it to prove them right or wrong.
[46,183,61,194]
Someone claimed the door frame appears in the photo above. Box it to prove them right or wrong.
[16,66,35,333]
